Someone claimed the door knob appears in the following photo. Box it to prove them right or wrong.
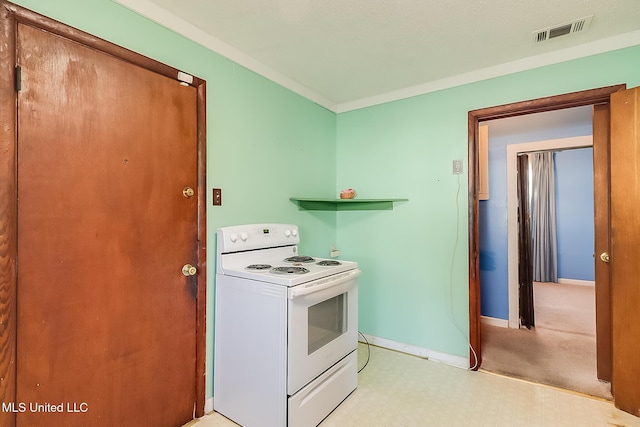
[183,187,195,198]
[182,264,197,276]
[600,252,610,263]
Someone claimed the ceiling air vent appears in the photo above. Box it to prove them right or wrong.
[533,15,593,43]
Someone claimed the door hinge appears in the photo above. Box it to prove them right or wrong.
[15,66,21,92]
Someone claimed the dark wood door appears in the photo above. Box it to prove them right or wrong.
[610,86,640,416]
[516,155,534,329]
[592,104,613,382]
[15,22,198,426]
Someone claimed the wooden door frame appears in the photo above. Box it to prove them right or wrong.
[0,1,207,418]
[467,84,625,369]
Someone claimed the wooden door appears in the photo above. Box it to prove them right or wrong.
[592,104,612,382]
[12,18,200,427]
[610,86,640,416]
[516,154,534,329]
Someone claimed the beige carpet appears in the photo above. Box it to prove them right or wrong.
[480,282,612,400]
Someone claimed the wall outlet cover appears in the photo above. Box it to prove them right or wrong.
[453,159,463,175]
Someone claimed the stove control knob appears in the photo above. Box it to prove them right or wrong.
[230,233,238,243]
[285,229,291,237]
[292,229,298,237]
[240,232,248,241]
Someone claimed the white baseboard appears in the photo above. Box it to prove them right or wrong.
[557,278,595,287]
[204,397,214,414]
[481,316,509,328]
[359,334,469,369]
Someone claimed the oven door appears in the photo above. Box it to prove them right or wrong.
[287,269,360,395]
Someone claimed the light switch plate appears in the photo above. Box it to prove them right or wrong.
[213,188,222,206]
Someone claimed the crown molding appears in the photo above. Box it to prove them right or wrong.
[336,30,640,113]
[112,0,337,111]
[113,0,640,115]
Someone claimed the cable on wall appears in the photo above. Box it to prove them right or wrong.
[448,173,479,371]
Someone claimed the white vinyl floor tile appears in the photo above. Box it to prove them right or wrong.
[188,343,640,427]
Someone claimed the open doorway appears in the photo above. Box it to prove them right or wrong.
[467,84,623,367]
[476,108,610,397]
[477,107,594,327]
[469,84,640,416]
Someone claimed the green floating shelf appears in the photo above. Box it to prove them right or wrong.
[290,197,408,211]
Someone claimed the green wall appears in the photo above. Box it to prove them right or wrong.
[11,0,338,400]
[336,44,640,359]
[12,0,640,403]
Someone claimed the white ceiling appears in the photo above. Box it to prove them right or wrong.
[115,0,640,112]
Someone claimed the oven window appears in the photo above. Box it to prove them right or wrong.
[307,293,347,355]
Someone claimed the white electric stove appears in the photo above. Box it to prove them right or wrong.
[214,224,360,427]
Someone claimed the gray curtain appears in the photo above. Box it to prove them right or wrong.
[530,152,558,282]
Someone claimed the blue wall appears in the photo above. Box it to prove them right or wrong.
[555,148,595,281]
[479,108,593,320]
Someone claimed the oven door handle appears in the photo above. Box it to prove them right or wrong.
[288,269,360,299]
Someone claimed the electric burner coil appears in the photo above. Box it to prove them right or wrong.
[284,256,315,263]
[270,266,310,275]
